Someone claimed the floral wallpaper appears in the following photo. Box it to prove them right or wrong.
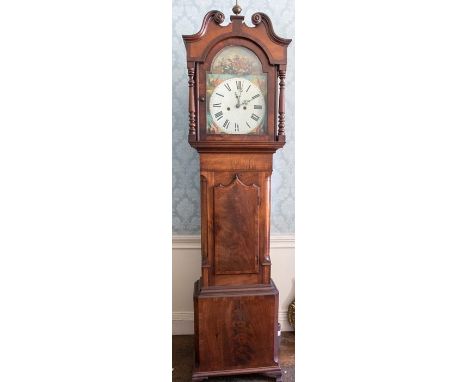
[172,0,295,234]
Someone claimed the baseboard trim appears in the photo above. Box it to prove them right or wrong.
[173,311,293,335]
[172,312,195,336]
[172,234,295,249]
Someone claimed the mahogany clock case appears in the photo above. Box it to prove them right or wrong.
[182,7,292,382]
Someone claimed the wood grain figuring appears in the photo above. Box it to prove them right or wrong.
[199,153,272,287]
[193,280,280,374]
[214,175,259,275]
[200,152,272,172]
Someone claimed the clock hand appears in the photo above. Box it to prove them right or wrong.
[234,91,241,108]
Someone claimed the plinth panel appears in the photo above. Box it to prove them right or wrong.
[193,280,280,375]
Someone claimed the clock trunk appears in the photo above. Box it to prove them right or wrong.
[199,153,273,287]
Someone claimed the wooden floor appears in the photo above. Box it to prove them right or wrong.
[172,332,295,382]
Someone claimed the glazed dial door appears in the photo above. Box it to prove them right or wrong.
[209,77,266,135]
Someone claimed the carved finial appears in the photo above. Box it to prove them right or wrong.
[232,0,242,15]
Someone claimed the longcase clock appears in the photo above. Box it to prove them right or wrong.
[182,3,291,381]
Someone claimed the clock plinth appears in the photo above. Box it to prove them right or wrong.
[182,9,291,381]
[192,280,282,382]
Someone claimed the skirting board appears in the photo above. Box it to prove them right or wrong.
[173,311,293,335]
[172,235,295,249]
[172,234,295,335]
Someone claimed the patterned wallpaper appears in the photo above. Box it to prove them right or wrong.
[172,0,295,234]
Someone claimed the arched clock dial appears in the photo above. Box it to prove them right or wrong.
[209,77,265,134]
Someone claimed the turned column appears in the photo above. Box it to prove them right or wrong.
[187,64,196,141]
[278,67,286,141]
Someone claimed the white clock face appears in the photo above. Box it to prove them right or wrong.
[208,77,266,134]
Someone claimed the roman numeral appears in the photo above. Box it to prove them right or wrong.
[246,121,251,129]
[213,103,221,107]
[251,94,260,100]
[234,123,239,132]
[224,83,231,91]
[254,105,262,109]
[246,84,251,92]
[215,92,224,97]
[251,113,259,121]
[223,119,230,129]
[215,111,223,121]
[236,80,242,90]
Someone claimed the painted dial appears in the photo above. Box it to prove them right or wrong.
[209,77,265,134]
